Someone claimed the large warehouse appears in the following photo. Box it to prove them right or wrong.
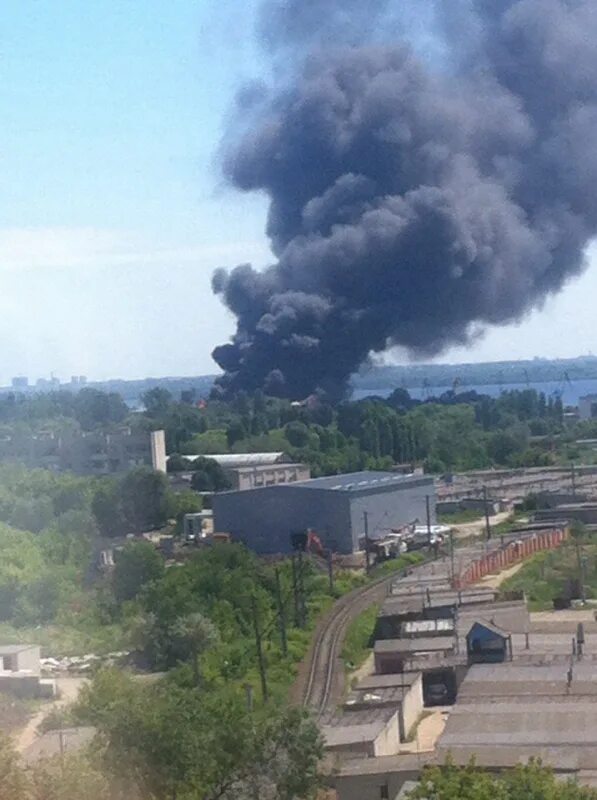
[212,471,436,554]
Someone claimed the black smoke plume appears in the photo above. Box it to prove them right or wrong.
[212,0,597,399]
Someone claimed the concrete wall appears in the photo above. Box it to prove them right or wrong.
[334,767,421,800]
[150,430,167,473]
[373,711,401,757]
[213,486,353,553]
[401,673,424,740]
[231,463,311,491]
[0,674,42,699]
[349,477,436,552]
[1,646,41,676]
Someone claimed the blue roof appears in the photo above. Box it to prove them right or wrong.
[292,471,428,493]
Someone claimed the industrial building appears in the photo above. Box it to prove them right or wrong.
[212,470,436,554]
[0,427,166,475]
[169,451,310,491]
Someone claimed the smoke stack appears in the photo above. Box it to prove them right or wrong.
[213,1,597,398]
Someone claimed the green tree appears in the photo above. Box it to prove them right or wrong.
[29,753,118,800]
[74,388,128,430]
[113,540,165,602]
[0,733,29,800]
[189,457,232,492]
[285,421,310,448]
[76,671,322,800]
[171,612,218,687]
[141,387,173,417]
[226,420,247,448]
[409,758,597,800]
[92,478,126,537]
[119,467,171,532]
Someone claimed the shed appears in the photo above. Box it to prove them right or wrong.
[345,672,424,741]
[321,706,401,758]
[466,620,512,664]
[0,645,41,675]
[374,637,454,675]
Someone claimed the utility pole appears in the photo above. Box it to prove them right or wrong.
[575,540,586,604]
[449,531,456,587]
[297,549,307,627]
[291,554,300,627]
[243,682,254,712]
[571,462,577,498]
[483,486,491,541]
[251,596,268,702]
[363,511,371,574]
[425,495,432,549]
[274,568,288,657]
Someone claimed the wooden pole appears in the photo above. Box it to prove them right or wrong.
[274,567,288,657]
[251,596,268,702]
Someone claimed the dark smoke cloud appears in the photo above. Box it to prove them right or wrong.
[212,0,597,399]
[258,0,391,51]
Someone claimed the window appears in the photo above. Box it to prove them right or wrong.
[379,784,389,799]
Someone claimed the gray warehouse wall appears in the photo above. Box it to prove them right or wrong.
[349,478,436,550]
[212,486,352,554]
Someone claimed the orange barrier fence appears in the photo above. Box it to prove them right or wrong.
[452,527,568,590]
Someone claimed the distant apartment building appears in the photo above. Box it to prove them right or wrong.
[579,394,597,420]
[0,428,166,476]
[11,376,28,390]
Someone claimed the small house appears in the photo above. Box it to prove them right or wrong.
[466,620,512,664]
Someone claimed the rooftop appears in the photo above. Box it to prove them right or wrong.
[459,662,597,697]
[179,452,289,467]
[374,637,455,654]
[291,470,432,493]
[357,672,421,691]
[439,700,597,747]
[345,685,412,709]
[0,644,38,656]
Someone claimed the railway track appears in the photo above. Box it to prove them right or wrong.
[300,546,488,717]
[301,570,396,717]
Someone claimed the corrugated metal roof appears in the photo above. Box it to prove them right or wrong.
[374,637,455,654]
[291,470,431,492]
[180,452,288,467]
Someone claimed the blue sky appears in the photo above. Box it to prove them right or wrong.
[2,1,597,386]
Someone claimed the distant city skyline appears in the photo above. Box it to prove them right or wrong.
[3,2,597,387]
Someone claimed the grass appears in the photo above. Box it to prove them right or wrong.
[371,551,426,577]
[438,509,485,524]
[341,603,379,673]
[500,539,597,611]
[0,620,129,658]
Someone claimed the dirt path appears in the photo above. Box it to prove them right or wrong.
[399,708,450,754]
[15,677,86,753]
[451,511,517,539]
[477,560,525,589]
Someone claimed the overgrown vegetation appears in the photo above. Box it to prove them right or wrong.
[409,758,597,799]
[501,530,596,611]
[342,604,379,673]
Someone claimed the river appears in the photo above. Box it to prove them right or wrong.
[352,379,597,406]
